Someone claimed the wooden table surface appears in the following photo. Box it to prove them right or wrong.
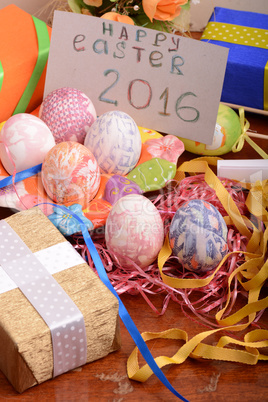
[0,109,267,401]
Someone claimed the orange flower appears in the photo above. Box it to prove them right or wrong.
[142,0,188,21]
[100,12,135,25]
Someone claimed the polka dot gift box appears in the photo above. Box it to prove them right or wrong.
[201,7,268,111]
[0,208,120,393]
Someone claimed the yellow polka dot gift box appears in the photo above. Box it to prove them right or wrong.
[201,7,268,112]
[0,207,121,393]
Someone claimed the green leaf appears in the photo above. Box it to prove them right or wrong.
[68,0,82,13]
[133,13,172,32]
[180,1,191,11]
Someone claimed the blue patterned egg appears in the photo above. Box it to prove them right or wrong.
[169,199,228,272]
[84,111,141,175]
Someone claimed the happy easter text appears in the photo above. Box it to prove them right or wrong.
[72,21,199,122]
[73,23,182,70]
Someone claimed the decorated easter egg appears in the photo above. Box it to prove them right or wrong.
[179,104,241,156]
[103,175,142,205]
[138,127,163,143]
[83,198,112,229]
[105,194,164,268]
[39,87,97,144]
[127,158,176,193]
[169,199,228,272]
[41,141,100,207]
[0,113,55,175]
[84,111,141,175]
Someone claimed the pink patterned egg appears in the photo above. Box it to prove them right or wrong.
[40,87,97,144]
[41,141,100,207]
[0,113,55,175]
[105,194,164,268]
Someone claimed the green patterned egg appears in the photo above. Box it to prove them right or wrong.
[179,104,241,156]
[127,158,176,192]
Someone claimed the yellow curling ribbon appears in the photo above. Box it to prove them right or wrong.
[246,180,268,223]
[232,108,268,159]
[202,22,268,49]
[127,159,268,383]
[128,326,268,382]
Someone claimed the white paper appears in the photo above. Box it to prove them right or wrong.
[217,159,268,182]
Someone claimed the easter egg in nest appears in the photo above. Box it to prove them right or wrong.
[169,199,228,272]
[0,113,55,175]
[84,111,141,175]
[41,141,100,208]
[39,87,97,144]
[105,194,164,268]
[103,175,142,205]
[179,103,241,156]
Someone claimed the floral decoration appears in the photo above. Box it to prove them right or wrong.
[67,0,200,33]
[145,134,185,164]
[48,203,93,236]
[100,11,135,23]
[143,0,188,22]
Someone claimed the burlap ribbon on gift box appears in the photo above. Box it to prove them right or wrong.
[0,207,121,393]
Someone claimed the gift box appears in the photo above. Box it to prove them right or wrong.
[0,5,51,122]
[201,7,268,111]
[0,207,121,393]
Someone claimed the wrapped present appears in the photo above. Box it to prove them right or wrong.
[0,207,121,393]
[0,5,51,122]
[201,7,268,111]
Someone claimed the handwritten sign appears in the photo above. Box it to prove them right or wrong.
[44,11,229,144]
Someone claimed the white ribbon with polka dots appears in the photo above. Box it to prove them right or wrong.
[0,220,87,377]
[0,241,86,294]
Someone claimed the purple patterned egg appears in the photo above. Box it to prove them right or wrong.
[84,111,141,175]
[39,87,97,144]
[103,175,142,205]
[169,199,228,272]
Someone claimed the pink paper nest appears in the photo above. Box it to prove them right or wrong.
[72,174,266,330]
